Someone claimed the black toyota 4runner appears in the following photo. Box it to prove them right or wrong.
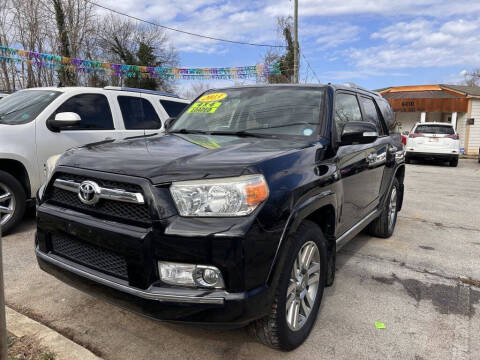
[36,84,405,350]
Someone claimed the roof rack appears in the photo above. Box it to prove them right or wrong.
[343,82,381,97]
[104,86,179,98]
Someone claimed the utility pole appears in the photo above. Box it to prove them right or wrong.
[293,0,299,84]
[0,227,7,360]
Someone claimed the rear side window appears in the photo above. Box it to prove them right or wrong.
[415,125,454,135]
[118,96,161,130]
[334,93,362,140]
[360,96,385,135]
[160,100,188,118]
[52,94,114,130]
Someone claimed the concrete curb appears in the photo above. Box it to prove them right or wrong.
[6,306,102,360]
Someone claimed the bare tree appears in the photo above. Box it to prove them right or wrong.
[180,82,213,100]
[463,69,480,87]
[263,16,296,84]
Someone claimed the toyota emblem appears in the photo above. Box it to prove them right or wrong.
[78,180,100,205]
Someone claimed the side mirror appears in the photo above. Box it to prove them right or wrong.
[340,121,378,145]
[164,117,176,130]
[47,112,81,131]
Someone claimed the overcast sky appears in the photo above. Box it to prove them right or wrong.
[99,0,480,90]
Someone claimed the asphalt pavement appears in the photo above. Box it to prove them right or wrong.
[3,159,480,359]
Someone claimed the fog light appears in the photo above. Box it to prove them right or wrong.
[158,262,225,289]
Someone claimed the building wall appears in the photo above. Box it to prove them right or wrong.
[468,99,480,155]
[457,113,467,150]
[395,112,420,133]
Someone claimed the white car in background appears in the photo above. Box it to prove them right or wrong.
[0,86,189,233]
[405,122,460,167]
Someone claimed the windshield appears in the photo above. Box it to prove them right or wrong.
[414,125,454,135]
[0,90,61,125]
[170,87,325,138]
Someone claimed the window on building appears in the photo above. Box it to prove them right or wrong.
[118,96,161,130]
[160,100,188,118]
[51,94,114,130]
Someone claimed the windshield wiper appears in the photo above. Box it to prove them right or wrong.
[208,131,278,138]
[169,129,211,135]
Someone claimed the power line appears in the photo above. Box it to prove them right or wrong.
[301,52,321,84]
[84,0,286,48]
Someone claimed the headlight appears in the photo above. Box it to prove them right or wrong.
[44,154,62,184]
[170,174,269,217]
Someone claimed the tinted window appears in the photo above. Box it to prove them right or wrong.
[52,94,113,130]
[334,93,362,140]
[160,100,188,118]
[0,90,61,125]
[360,96,385,135]
[118,96,161,130]
[415,125,454,135]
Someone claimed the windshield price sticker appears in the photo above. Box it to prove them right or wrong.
[187,102,222,114]
[198,93,227,102]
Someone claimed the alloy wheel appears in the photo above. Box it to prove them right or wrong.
[388,187,397,231]
[0,182,15,228]
[286,241,321,331]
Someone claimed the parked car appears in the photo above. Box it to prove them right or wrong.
[36,84,405,350]
[0,86,189,233]
[405,122,460,166]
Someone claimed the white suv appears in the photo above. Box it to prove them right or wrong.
[405,122,460,167]
[0,86,189,233]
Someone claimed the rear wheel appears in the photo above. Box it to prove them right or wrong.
[0,170,26,234]
[249,221,327,350]
[449,157,458,167]
[368,178,399,238]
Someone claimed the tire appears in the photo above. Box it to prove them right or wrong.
[368,178,400,238]
[249,221,327,351]
[449,158,458,167]
[0,170,26,235]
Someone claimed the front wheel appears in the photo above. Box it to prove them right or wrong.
[249,221,327,350]
[0,170,26,234]
[368,178,400,238]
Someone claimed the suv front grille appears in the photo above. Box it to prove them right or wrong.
[51,234,128,280]
[46,173,150,225]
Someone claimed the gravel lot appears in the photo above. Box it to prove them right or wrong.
[3,159,480,360]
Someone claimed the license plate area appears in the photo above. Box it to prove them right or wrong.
[51,233,129,280]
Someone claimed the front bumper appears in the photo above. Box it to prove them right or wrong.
[35,204,279,326]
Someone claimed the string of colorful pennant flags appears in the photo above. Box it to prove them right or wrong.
[0,45,281,80]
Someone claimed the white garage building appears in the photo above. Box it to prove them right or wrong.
[379,84,480,155]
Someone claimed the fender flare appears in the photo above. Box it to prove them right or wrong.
[266,190,337,285]
[381,164,405,211]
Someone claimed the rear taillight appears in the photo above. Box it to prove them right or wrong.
[444,134,459,140]
[409,133,424,138]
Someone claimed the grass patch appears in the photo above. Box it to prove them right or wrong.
[7,332,55,360]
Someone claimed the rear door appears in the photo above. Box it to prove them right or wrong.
[115,94,162,138]
[358,95,389,212]
[36,90,119,183]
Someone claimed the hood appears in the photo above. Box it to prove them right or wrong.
[58,133,308,183]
